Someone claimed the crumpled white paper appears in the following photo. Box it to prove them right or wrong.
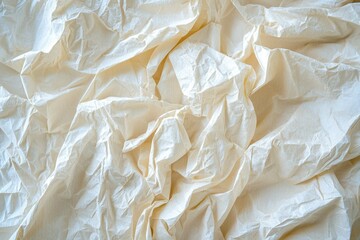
[0,0,360,239]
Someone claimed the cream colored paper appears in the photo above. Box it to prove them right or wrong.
[0,0,359,239]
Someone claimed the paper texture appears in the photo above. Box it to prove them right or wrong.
[0,0,360,239]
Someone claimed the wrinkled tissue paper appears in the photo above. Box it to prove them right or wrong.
[0,0,360,239]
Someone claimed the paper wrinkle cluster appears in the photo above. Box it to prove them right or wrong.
[0,0,359,239]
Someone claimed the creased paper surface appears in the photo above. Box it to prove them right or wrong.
[0,0,360,239]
